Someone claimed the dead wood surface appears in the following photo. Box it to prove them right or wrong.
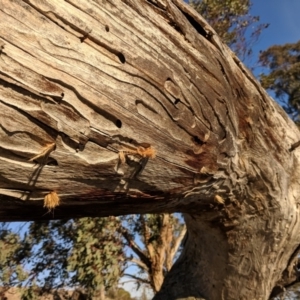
[1,1,300,299]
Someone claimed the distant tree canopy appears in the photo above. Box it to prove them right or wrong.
[189,0,268,61]
[259,41,300,123]
[0,214,184,298]
[0,219,124,299]
[107,287,137,300]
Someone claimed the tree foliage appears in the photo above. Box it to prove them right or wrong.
[107,287,137,300]
[0,224,28,294]
[189,0,268,61]
[0,218,124,299]
[259,41,300,122]
[0,214,185,298]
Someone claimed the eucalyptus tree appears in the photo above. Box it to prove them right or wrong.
[190,0,268,61]
[259,41,300,123]
[0,218,124,299]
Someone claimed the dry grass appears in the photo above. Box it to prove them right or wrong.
[119,145,156,164]
[44,191,60,210]
[29,142,56,162]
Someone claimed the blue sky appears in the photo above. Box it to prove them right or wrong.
[251,0,300,60]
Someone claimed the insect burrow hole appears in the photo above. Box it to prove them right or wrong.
[117,52,126,64]
[105,25,110,32]
[115,119,122,128]
[192,136,205,145]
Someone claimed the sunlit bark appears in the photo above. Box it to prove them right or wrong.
[1,1,300,299]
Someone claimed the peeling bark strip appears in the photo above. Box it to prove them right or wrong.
[1,1,300,299]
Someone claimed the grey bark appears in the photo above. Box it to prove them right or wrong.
[1,0,300,299]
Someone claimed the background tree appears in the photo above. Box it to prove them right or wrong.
[0,224,28,297]
[0,218,125,300]
[120,214,186,293]
[106,287,137,300]
[0,214,185,297]
[139,287,150,300]
[189,0,268,62]
[259,41,300,123]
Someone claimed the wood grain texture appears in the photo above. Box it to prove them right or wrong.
[1,1,300,299]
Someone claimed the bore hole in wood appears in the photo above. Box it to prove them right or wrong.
[46,157,58,166]
[118,52,126,64]
[105,25,109,32]
[174,98,180,105]
[115,119,122,128]
[61,92,64,98]
[192,136,204,145]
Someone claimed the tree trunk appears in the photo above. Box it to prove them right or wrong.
[1,0,300,299]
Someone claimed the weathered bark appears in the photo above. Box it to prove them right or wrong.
[1,0,300,299]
